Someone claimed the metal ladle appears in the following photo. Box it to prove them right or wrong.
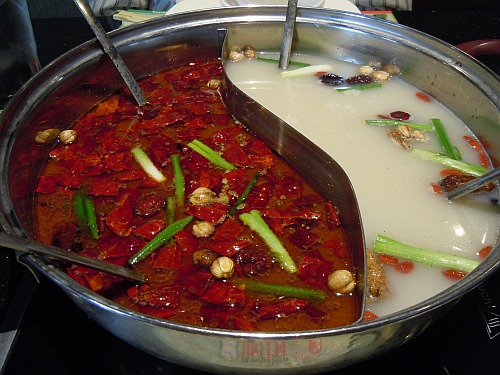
[279,0,298,70]
[0,231,145,282]
[72,0,148,107]
[447,167,500,200]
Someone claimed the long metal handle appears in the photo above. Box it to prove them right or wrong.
[447,167,500,200]
[72,0,148,107]
[279,0,299,70]
[0,231,145,282]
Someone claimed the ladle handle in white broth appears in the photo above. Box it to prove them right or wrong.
[447,167,500,200]
[0,231,145,282]
[278,0,298,70]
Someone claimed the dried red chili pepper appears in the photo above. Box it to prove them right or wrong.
[180,268,213,297]
[255,299,308,320]
[67,267,91,288]
[84,273,113,293]
[325,202,342,229]
[202,113,231,127]
[211,216,245,241]
[250,138,273,157]
[184,117,208,129]
[244,182,272,209]
[133,220,166,241]
[105,193,135,237]
[211,127,241,146]
[260,207,321,221]
[149,134,177,165]
[304,305,327,319]
[223,169,249,196]
[198,170,222,189]
[294,195,322,207]
[114,170,145,181]
[235,249,272,276]
[51,222,82,251]
[55,171,84,189]
[148,89,175,106]
[289,227,320,250]
[174,228,198,256]
[205,240,252,257]
[182,150,210,172]
[98,236,145,260]
[222,144,251,167]
[200,282,246,307]
[151,245,181,269]
[134,192,166,217]
[276,176,303,200]
[185,204,228,224]
[298,255,332,288]
[187,102,211,116]
[84,152,101,167]
[36,175,58,194]
[69,265,118,293]
[87,179,121,196]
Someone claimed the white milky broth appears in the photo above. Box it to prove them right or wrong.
[225,54,500,316]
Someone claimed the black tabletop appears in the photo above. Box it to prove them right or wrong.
[30,11,500,76]
[1,9,500,375]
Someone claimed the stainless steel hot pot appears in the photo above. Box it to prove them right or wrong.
[0,8,499,374]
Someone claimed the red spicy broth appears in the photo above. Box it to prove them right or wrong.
[33,59,360,332]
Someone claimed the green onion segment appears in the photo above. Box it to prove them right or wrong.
[239,210,297,273]
[129,215,193,265]
[373,234,480,273]
[131,146,166,183]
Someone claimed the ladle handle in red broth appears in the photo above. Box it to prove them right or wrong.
[456,39,500,57]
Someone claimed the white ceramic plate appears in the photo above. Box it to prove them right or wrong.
[167,0,360,15]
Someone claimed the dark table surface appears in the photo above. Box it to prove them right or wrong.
[29,10,500,73]
[1,9,500,375]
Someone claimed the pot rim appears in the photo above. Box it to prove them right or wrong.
[22,247,500,339]
[2,7,500,340]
